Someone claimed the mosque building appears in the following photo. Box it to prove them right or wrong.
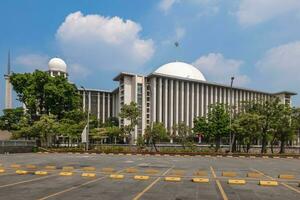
[4,56,297,143]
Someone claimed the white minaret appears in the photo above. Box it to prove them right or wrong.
[4,51,12,109]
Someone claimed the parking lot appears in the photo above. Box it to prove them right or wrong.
[0,153,299,200]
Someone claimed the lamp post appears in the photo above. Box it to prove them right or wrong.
[229,76,234,153]
[81,86,89,151]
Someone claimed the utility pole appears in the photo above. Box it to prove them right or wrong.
[229,76,234,153]
[81,86,89,151]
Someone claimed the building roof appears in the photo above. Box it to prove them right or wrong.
[48,57,67,73]
[153,61,206,81]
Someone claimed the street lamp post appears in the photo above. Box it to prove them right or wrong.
[229,76,234,153]
[81,86,89,151]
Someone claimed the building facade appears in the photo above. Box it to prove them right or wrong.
[79,61,296,142]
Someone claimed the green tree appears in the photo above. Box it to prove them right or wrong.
[173,122,193,149]
[10,70,80,120]
[232,113,262,152]
[106,126,122,144]
[119,102,140,144]
[244,98,282,153]
[206,103,230,152]
[31,114,59,147]
[144,122,168,152]
[0,107,25,131]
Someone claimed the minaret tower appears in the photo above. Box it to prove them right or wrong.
[4,51,12,109]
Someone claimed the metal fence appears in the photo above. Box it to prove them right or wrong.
[0,140,36,147]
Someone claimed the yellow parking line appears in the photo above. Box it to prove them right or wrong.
[132,167,173,200]
[37,167,132,200]
[0,174,56,189]
[251,168,300,194]
[210,166,228,200]
[38,176,107,200]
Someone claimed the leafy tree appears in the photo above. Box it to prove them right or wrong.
[103,117,119,127]
[173,122,193,149]
[10,70,80,120]
[106,126,122,144]
[119,102,140,144]
[144,122,168,152]
[244,98,282,153]
[31,114,59,147]
[0,107,25,131]
[232,113,262,152]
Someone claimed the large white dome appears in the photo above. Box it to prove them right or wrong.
[154,61,206,81]
[48,57,67,73]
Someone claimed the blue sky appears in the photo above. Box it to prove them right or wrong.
[1,0,300,110]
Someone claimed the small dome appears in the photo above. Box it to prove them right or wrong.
[48,57,67,73]
[154,61,206,81]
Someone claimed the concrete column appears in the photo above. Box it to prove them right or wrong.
[97,92,100,120]
[158,78,162,122]
[201,84,204,117]
[151,77,157,122]
[175,80,179,128]
[164,79,168,128]
[102,93,105,123]
[108,93,111,118]
[181,81,184,122]
[4,76,12,109]
[88,91,91,112]
[196,83,199,117]
[170,80,174,131]
[186,82,189,126]
[83,91,86,111]
[191,83,194,128]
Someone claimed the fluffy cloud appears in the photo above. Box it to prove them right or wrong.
[158,0,178,13]
[236,0,300,26]
[158,0,219,15]
[256,41,300,92]
[56,11,154,72]
[193,53,249,86]
[14,54,49,71]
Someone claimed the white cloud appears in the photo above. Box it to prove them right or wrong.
[158,0,178,13]
[14,54,49,71]
[56,11,154,72]
[193,53,249,86]
[256,41,300,91]
[236,0,300,26]
[158,0,220,15]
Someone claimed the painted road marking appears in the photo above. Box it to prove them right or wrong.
[210,166,228,200]
[37,167,130,200]
[0,175,56,189]
[132,167,173,200]
[252,168,300,194]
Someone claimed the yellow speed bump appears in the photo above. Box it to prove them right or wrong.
[101,168,115,173]
[192,178,209,183]
[35,171,48,175]
[278,174,295,179]
[259,180,278,186]
[228,179,246,185]
[59,171,73,176]
[125,168,138,173]
[11,164,21,168]
[110,174,124,179]
[45,165,56,170]
[82,167,96,172]
[165,177,181,182]
[16,170,28,175]
[145,169,159,174]
[247,172,262,178]
[26,164,37,169]
[222,172,237,177]
[195,171,207,176]
[62,166,74,171]
[0,168,5,173]
[82,173,96,178]
[134,175,150,180]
